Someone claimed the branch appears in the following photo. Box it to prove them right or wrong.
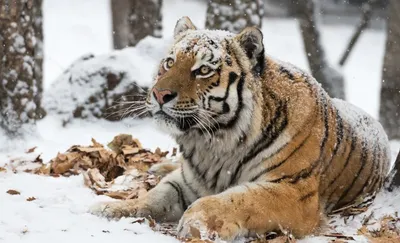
[338,0,377,66]
[386,150,400,191]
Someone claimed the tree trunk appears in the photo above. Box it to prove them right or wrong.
[386,151,400,191]
[294,0,346,100]
[0,0,46,136]
[205,0,264,33]
[111,0,162,49]
[379,0,400,140]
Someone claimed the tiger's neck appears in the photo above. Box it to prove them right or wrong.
[175,74,267,193]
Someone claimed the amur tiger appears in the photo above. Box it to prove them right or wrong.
[90,17,391,241]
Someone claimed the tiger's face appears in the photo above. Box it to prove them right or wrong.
[147,17,265,137]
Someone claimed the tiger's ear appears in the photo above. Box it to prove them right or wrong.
[235,27,265,75]
[174,16,197,38]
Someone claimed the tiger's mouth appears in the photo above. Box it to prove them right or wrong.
[153,110,197,132]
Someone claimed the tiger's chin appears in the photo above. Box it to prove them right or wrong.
[152,110,200,137]
[153,112,184,137]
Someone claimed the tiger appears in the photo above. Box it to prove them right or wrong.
[90,16,391,241]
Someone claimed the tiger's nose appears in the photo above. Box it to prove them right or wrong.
[152,88,177,105]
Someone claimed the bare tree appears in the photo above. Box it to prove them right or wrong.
[0,0,46,135]
[339,0,377,66]
[379,0,400,140]
[205,0,264,33]
[111,0,162,49]
[293,0,346,100]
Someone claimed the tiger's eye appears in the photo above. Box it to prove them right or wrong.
[200,66,210,75]
[165,58,174,69]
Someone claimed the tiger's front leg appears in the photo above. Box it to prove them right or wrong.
[177,180,321,241]
[90,169,195,222]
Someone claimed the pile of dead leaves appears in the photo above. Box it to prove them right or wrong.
[357,215,400,243]
[7,134,179,201]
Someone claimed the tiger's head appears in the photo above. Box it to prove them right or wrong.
[147,17,265,137]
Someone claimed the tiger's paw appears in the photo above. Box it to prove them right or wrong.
[89,200,151,220]
[177,198,243,241]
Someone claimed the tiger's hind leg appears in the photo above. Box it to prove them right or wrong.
[177,180,321,241]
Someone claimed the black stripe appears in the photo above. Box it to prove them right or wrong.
[208,52,214,62]
[335,139,369,206]
[209,157,224,191]
[182,146,205,183]
[348,143,378,203]
[253,47,265,77]
[181,166,200,199]
[208,72,237,103]
[322,110,344,174]
[165,181,188,210]
[249,128,313,182]
[327,130,357,186]
[366,145,382,193]
[210,73,245,131]
[211,78,220,87]
[324,136,358,212]
[279,66,295,80]
[228,100,288,186]
[271,94,330,184]
[299,191,317,201]
[291,97,330,183]
[256,183,279,197]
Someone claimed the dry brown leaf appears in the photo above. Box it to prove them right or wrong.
[73,146,104,153]
[367,236,400,243]
[26,197,36,201]
[51,153,80,174]
[7,189,21,195]
[34,164,51,175]
[33,154,43,163]
[91,138,103,148]
[0,167,6,173]
[26,146,37,153]
[323,233,355,241]
[149,218,156,228]
[183,239,213,243]
[154,147,169,157]
[104,191,131,200]
[83,168,107,190]
[131,218,146,224]
[121,146,140,156]
[108,134,140,154]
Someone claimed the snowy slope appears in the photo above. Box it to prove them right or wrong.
[1,0,399,243]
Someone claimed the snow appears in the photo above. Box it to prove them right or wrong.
[43,36,171,122]
[0,173,178,243]
[0,0,399,243]
[333,98,391,161]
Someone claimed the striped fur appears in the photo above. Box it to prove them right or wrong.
[90,17,391,241]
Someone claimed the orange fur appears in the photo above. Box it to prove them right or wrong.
[90,17,391,241]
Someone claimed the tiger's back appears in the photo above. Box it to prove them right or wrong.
[253,57,391,213]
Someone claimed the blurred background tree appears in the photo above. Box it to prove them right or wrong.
[380,0,400,141]
[292,0,346,99]
[205,0,264,33]
[111,0,163,49]
[0,0,46,136]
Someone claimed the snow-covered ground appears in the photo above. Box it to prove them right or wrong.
[0,0,399,242]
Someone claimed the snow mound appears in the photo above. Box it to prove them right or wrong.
[43,37,172,124]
